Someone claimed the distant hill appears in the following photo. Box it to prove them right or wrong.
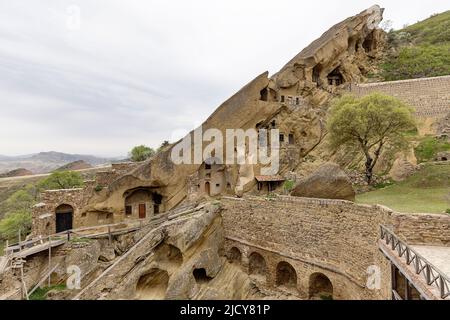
[0,151,117,174]
[0,168,33,178]
[55,160,93,172]
[380,11,450,81]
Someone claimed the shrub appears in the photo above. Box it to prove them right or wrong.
[283,180,295,193]
[0,210,32,241]
[414,136,450,163]
[38,171,84,190]
[129,145,155,162]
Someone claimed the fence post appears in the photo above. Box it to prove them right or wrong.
[425,265,431,285]
[67,230,71,242]
[440,276,445,299]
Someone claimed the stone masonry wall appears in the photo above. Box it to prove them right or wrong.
[220,196,450,299]
[349,75,450,119]
[32,184,93,236]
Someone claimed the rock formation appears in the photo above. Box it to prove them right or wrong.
[291,162,355,201]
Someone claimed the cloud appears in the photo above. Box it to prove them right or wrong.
[0,0,448,157]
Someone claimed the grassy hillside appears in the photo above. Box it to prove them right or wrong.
[356,163,450,213]
[381,11,450,81]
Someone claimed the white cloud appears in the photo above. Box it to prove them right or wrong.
[0,0,448,157]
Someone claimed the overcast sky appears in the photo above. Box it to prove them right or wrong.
[0,1,448,157]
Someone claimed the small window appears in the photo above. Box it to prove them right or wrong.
[205,163,211,170]
[271,120,276,128]
[287,96,293,105]
[279,134,285,143]
[280,95,285,103]
[296,97,300,105]
[289,134,294,145]
[125,205,132,215]
[216,184,220,187]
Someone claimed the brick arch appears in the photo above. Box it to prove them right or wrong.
[248,252,268,281]
[276,261,297,290]
[309,272,333,300]
[227,246,242,264]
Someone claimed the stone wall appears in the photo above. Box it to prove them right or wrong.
[220,196,450,300]
[392,212,450,246]
[349,75,450,120]
[31,183,94,236]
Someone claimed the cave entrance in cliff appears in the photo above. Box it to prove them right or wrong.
[309,272,333,300]
[152,193,162,214]
[55,204,73,233]
[135,268,169,300]
[327,67,344,86]
[363,31,375,53]
[248,252,268,282]
[124,187,165,218]
[193,268,213,284]
[276,261,297,291]
[312,65,322,85]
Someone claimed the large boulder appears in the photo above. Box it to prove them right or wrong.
[291,163,355,201]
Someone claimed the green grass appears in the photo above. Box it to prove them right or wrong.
[356,163,450,213]
[28,284,66,300]
[414,136,450,163]
[380,11,450,81]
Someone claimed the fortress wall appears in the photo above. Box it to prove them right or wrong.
[349,76,450,119]
[221,196,450,299]
[392,212,450,246]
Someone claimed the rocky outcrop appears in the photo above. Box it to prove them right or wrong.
[291,163,355,201]
[56,160,92,172]
[0,168,33,178]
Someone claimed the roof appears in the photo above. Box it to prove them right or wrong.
[255,175,285,182]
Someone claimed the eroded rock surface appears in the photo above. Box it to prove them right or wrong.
[291,162,355,201]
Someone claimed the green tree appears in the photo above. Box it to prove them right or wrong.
[157,140,170,152]
[0,210,32,241]
[129,145,155,162]
[5,189,35,212]
[327,93,416,185]
[38,171,84,190]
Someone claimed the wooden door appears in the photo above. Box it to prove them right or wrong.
[205,182,210,196]
[56,212,73,233]
[139,203,146,219]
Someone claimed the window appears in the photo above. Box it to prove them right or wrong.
[289,134,294,144]
[280,95,285,103]
[279,134,285,143]
[125,205,132,215]
[296,97,300,105]
[287,96,293,105]
[216,184,220,187]
[271,120,276,128]
[205,163,211,170]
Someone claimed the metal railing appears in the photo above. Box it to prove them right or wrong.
[380,225,450,299]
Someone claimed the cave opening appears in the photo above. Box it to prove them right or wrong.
[327,67,344,86]
[193,268,213,284]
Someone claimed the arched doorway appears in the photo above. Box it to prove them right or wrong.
[55,204,73,233]
[205,182,210,196]
[276,261,297,290]
[248,252,268,281]
[309,272,333,300]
